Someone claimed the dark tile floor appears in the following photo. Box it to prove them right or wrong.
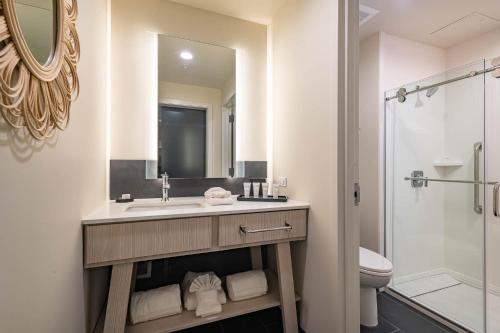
[177,307,305,333]
[361,292,458,333]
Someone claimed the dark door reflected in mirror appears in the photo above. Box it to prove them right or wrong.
[158,105,207,178]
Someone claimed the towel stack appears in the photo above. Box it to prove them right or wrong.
[129,284,182,324]
[204,187,234,206]
[226,270,268,301]
[182,271,226,317]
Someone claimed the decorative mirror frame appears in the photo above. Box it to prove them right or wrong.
[0,0,80,140]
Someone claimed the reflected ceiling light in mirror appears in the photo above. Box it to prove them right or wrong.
[180,51,193,60]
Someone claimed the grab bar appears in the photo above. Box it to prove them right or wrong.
[404,176,500,217]
[404,176,495,185]
[474,142,483,214]
[494,183,500,217]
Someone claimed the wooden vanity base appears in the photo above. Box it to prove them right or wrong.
[85,209,308,333]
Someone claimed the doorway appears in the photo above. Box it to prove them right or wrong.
[158,105,207,178]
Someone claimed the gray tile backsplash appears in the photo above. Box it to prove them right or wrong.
[110,160,267,200]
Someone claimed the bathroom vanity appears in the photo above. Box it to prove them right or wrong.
[82,198,309,333]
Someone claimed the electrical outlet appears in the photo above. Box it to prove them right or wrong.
[278,177,288,187]
[136,261,152,279]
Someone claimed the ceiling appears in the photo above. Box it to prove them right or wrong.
[158,35,235,89]
[360,0,500,48]
[168,0,287,25]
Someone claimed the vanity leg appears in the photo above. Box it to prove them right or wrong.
[275,242,298,333]
[103,263,134,333]
[250,246,263,270]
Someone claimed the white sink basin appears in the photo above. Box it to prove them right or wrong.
[125,200,205,213]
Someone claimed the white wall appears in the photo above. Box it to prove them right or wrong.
[446,28,500,70]
[359,33,380,252]
[111,0,267,162]
[445,28,500,291]
[379,33,447,93]
[381,33,448,279]
[272,0,342,331]
[441,64,484,284]
[0,1,108,331]
[158,81,223,176]
[361,28,500,288]
[360,32,447,278]
[386,73,448,280]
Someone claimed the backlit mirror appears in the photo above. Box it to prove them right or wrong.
[156,35,236,178]
[14,0,56,65]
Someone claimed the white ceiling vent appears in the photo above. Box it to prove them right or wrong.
[430,12,500,48]
[359,5,379,26]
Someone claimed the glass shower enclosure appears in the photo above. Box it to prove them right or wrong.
[385,58,500,332]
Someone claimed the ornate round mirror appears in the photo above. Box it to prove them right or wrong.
[0,0,80,140]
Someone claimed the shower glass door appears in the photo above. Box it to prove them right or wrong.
[385,60,486,332]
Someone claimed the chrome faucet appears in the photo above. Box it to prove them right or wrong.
[161,172,170,201]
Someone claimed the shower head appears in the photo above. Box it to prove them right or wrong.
[426,86,439,98]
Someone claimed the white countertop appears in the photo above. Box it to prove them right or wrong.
[82,196,310,225]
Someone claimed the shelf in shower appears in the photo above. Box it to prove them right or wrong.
[433,159,463,167]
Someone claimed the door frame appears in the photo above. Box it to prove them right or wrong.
[338,0,360,331]
[158,98,213,177]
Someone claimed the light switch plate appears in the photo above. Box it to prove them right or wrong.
[278,177,288,187]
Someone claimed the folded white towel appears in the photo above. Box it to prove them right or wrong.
[195,289,222,317]
[206,197,234,206]
[226,270,268,301]
[129,284,182,324]
[184,289,227,311]
[182,271,222,292]
[204,187,232,199]
[182,271,224,317]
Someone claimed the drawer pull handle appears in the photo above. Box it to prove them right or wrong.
[240,223,292,234]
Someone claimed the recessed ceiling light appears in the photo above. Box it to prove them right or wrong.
[180,51,193,60]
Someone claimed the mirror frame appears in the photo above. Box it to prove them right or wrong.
[0,0,80,140]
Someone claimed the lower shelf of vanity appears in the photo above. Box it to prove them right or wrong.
[125,270,300,333]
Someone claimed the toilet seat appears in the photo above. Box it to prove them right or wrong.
[360,247,392,275]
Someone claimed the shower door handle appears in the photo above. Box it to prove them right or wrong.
[494,183,500,217]
[474,142,483,214]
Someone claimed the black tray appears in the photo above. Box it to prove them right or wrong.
[237,195,288,202]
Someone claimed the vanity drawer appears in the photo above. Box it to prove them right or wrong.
[218,210,307,247]
[84,217,212,266]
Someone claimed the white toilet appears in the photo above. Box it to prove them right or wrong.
[359,247,393,327]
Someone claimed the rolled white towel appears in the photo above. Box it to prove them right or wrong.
[129,284,182,324]
[204,187,232,199]
[226,270,268,301]
[183,289,227,311]
[206,197,234,206]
